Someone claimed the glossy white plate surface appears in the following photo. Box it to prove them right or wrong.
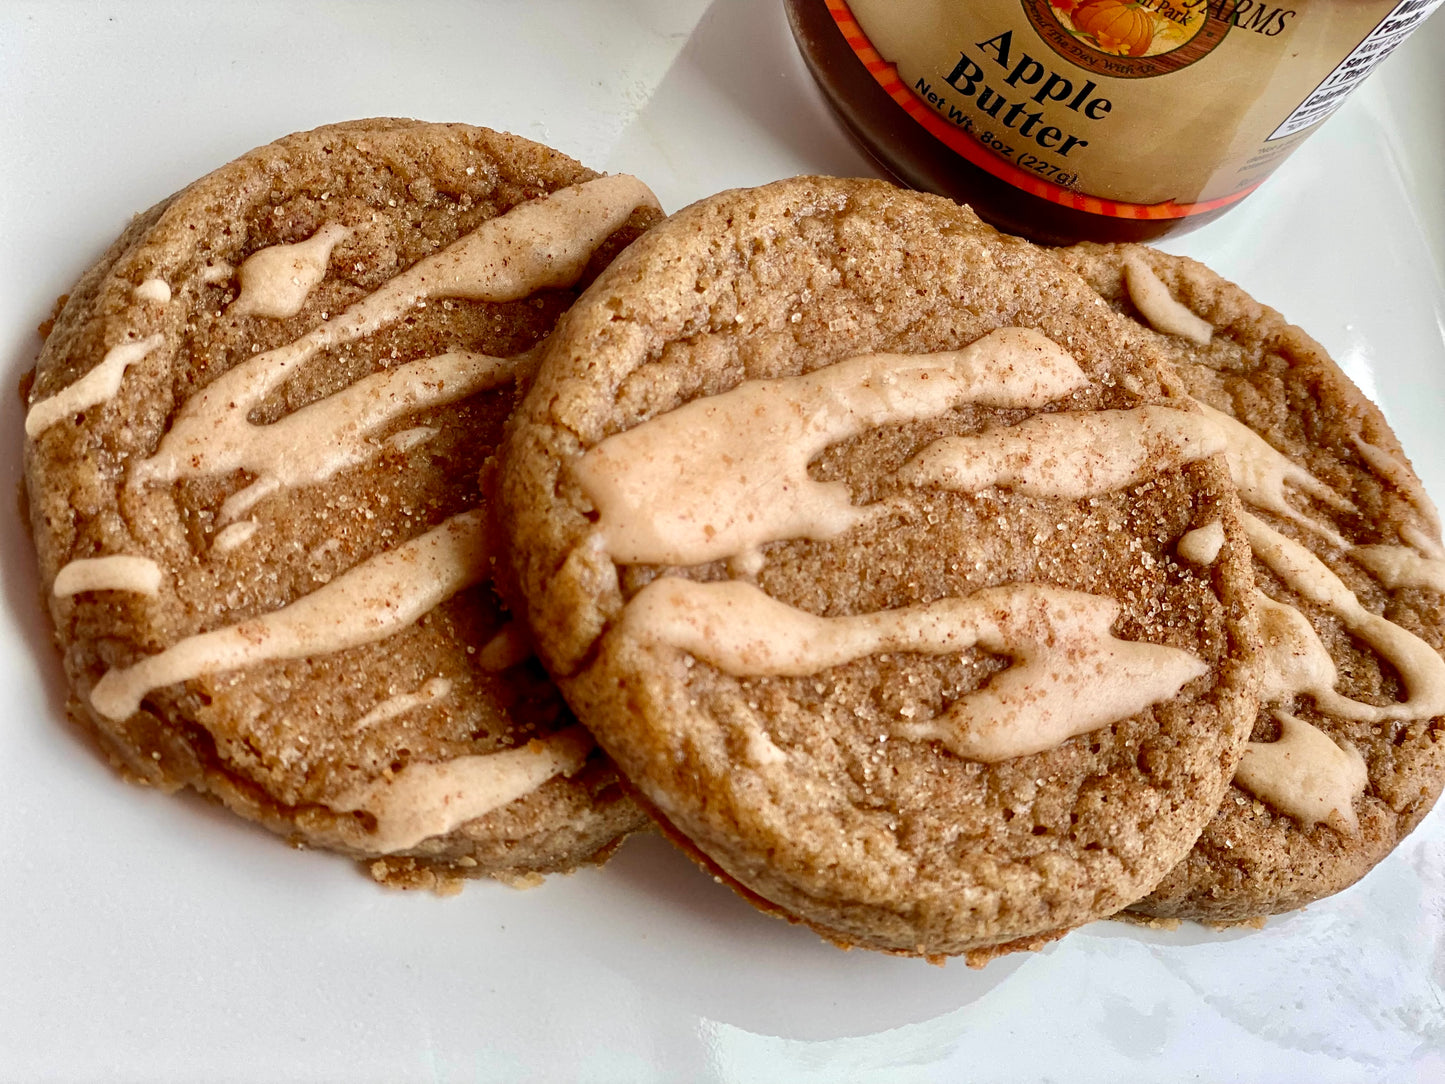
[2,3,1442,1080]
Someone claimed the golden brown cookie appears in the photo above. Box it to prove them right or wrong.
[500,177,1260,957]
[1058,243,1445,921]
[24,119,662,888]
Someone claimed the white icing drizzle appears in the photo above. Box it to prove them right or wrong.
[1124,253,1213,345]
[1352,435,1407,484]
[478,622,533,671]
[620,577,1205,763]
[172,350,513,524]
[1253,591,1340,707]
[576,328,1088,567]
[219,478,280,525]
[1352,435,1444,548]
[1243,511,1445,722]
[898,405,1224,499]
[25,334,164,438]
[1400,524,1445,562]
[900,398,1346,546]
[1351,435,1445,560]
[743,724,789,767]
[330,725,594,852]
[1353,545,1445,595]
[53,555,163,597]
[384,426,439,454]
[1190,401,1349,544]
[1212,418,1445,829]
[1234,711,1367,834]
[228,224,350,319]
[1178,520,1225,567]
[199,261,234,285]
[90,511,487,722]
[352,677,452,732]
[43,177,658,845]
[212,520,260,554]
[134,278,171,304]
[132,175,657,511]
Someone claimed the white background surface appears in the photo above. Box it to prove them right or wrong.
[2,3,1443,1081]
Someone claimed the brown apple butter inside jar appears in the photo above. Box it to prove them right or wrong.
[786,0,1444,244]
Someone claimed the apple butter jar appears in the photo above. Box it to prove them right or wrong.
[786,0,1444,243]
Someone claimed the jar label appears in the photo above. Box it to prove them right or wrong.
[1270,0,1444,139]
[829,0,1440,219]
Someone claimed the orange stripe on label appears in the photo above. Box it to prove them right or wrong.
[823,0,1258,221]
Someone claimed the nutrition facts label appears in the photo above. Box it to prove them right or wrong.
[1269,0,1445,140]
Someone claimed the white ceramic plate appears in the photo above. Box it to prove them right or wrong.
[2,4,1441,1080]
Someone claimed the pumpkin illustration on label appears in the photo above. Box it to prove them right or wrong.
[1023,0,1228,77]
[1071,0,1155,56]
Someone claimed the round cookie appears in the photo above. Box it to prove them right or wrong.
[1058,243,1445,920]
[500,177,1260,958]
[24,119,662,889]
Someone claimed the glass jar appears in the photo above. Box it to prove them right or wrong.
[786,0,1444,243]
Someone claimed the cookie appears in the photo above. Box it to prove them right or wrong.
[1058,243,1445,920]
[24,119,663,888]
[499,177,1260,958]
